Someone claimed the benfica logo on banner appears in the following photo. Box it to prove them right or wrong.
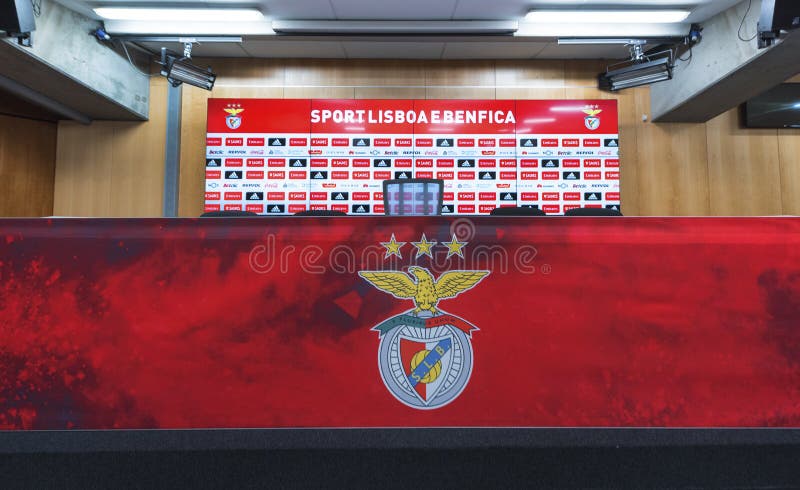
[360,233,489,409]
[583,108,602,131]
[224,104,244,130]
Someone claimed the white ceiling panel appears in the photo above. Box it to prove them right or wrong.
[451,0,525,20]
[535,43,639,60]
[442,41,549,59]
[262,0,337,20]
[330,0,459,20]
[341,41,444,59]
[242,40,347,58]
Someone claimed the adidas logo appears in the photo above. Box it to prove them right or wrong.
[587,193,599,200]
[605,139,618,147]
[312,172,326,179]
[354,139,368,146]
[441,205,452,213]
[227,172,240,179]
[270,206,282,212]
[522,139,537,147]
[565,172,578,180]
[502,193,514,200]
[481,173,493,179]
[206,159,220,167]
[247,193,261,200]
[543,160,557,167]
[375,160,388,167]
[458,160,473,167]
[333,193,346,200]
[354,205,367,213]
[291,159,306,167]
[270,139,283,146]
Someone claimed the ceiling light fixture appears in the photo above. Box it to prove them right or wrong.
[599,58,673,91]
[598,41,674,91]
[558,38,645,45]
[94,8,263,22]
[271,20,518,34]
[160,46,216,91]
[525,10,690,24]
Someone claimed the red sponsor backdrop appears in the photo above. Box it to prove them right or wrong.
[205,99,620,216]
[207,99,311,133]
[2,218,800,429]
[412,99,516,134]
[311,99,415,134]
[515,99,619,134]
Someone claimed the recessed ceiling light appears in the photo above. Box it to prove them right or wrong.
[525,10,690,24]
[94,8,264,22]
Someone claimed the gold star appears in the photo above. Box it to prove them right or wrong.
[443,234,467,259]
[411,233,437,258]
[381,233,406,259]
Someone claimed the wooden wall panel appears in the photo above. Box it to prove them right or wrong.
[631,89,710,216]
[52,58,800,218]
[54,77,167,217]
[706,109,783,216]
[0,114,56,216]
[778,129,800,215]
[355,87,425,99]
[54,122,114,215]
[424,60,495,99]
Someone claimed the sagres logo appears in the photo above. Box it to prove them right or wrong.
[582,106,602,131]
[224,103,244,130]
[360,233,489,409]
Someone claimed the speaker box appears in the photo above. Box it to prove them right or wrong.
[760,0,800,32]
[0,0,36,35]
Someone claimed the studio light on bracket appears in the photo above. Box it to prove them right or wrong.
[598,40,675,92]
[159,43,216,91]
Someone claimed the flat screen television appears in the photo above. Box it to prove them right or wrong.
[745,83,800,128]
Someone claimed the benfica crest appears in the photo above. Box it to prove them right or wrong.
[583,107,602,131]
[361,238,489,409]
[224,104,244,130]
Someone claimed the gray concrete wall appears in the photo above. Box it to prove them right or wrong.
[1,0,150,119]
[651,0,800,122]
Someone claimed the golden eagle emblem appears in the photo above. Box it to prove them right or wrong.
[359,266,489,316]
[582,108,602,117]
[224,107,244,116]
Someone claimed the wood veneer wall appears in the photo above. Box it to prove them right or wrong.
[53,60,800,217]
[0,114,56,216]
[54,77,168,217]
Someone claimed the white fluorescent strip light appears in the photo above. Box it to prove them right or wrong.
[271,20,518,34]
[558,38,643,45]
[94,8,264,22]
[103,20,274,35]
[525,10,690,24]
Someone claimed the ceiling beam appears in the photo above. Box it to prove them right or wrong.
[651,0,800,123]
[0,0,150,121]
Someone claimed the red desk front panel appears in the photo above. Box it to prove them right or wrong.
[1,217,799,430]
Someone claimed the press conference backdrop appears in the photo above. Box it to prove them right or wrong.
[204,99,620,215]
[48,61,800,219]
